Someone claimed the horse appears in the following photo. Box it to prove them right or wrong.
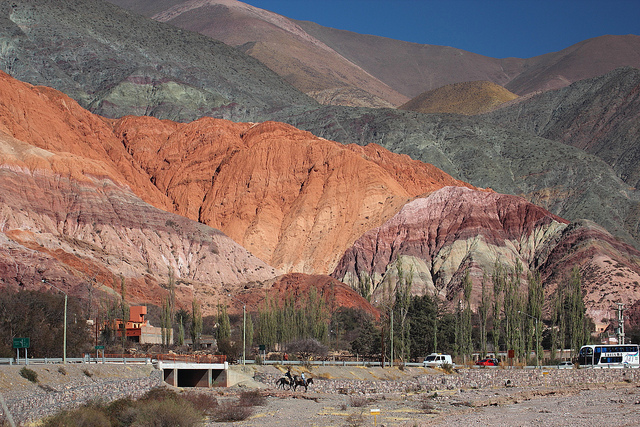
[275,377,292,390]
[292,376,314,392]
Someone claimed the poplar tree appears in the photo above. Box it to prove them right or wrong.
[479,272,490,357]
[568,267,588,357]
[191,297,203,350]
[118,275,129,353]
[257,295,277,350]
[462,269,473,362]
[491,262,506,355]
[160,296,172,346]
[526,271,543,363]
[216,303,230,342]
[395,263,413,363]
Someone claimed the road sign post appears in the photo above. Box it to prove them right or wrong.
[95,345,105,363]
[13,338,30,364]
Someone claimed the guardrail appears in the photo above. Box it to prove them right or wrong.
[0,356,564,369]
[0,357,153,365]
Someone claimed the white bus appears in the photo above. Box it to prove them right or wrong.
[578,344,640,368]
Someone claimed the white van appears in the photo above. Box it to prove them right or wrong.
[423,353,454,368]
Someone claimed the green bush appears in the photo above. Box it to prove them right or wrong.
[19,367,38,383]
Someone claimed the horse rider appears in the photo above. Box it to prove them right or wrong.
[285,367,293,384]
[301,372,307,386]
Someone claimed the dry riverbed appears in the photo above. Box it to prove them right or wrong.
[217,365,640,426]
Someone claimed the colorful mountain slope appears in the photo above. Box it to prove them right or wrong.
[332,186,640,321]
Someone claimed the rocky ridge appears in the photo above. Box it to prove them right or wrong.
[0,71,280,314]
[112,115,476,274]
[0,0,317,122]
[332,186,640,320]
[484,66,640,189]
[276,105,640,251]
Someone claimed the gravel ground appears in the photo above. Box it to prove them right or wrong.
[208,384,640,427]
[3,364,640,426]
[211,367,640,427]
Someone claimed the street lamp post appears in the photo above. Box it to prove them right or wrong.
[43,279,67,363]
[228,294,246,366]
[519,310,539,368]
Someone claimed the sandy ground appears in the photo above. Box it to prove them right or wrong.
[214,366,640,427]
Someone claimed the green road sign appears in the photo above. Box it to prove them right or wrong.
[94,345,105,350]
[13,337,30,349]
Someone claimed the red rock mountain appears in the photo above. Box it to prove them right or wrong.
[112,116,476,273]
[0,74,280,315]
[332,186,640,321]
[3,70,640,320]
[0,70,472,314]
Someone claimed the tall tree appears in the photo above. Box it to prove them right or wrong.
[461,269,473,362]
[504,261,524,361]
[257,295,277,350]
[567,267,589,357]
[216,303,231,342]
[526,271,543,363]
[491,262,506,355]
[479,272,490,357]
[175,308,191,346]
[118,275,129,354]
[191,297,203,350]
[395,263,413,363]
[160,296,173,346]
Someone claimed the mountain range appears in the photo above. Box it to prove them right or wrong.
[1,0,640,324]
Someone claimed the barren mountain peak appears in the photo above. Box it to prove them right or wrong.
[152,0,336,54]
[400,80,518,115]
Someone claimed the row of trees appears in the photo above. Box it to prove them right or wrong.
[220,263,594,364]
[0,263,595,363]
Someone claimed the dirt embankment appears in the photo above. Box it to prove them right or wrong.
[0,364,161,425]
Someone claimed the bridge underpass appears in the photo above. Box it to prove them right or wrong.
[158,361,229,387]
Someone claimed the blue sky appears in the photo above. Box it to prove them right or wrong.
[243,0,640,59]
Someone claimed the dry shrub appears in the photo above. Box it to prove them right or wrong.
[105,397,137,426]
[420,400,436,414]
[43,406,110,427]
[239,389,266,406]
[182,392,218,415]
[348,396,370,407]
[344,411,365,427]
[132,398,202,427]
[140,387,178,402]
[211,400,253,422]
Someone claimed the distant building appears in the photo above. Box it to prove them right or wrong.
[113,306,172,344]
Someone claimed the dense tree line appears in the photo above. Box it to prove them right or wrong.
[243,263,594,364]
[0,290,91,358]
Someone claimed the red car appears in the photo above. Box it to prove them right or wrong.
[476,358,499,366]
